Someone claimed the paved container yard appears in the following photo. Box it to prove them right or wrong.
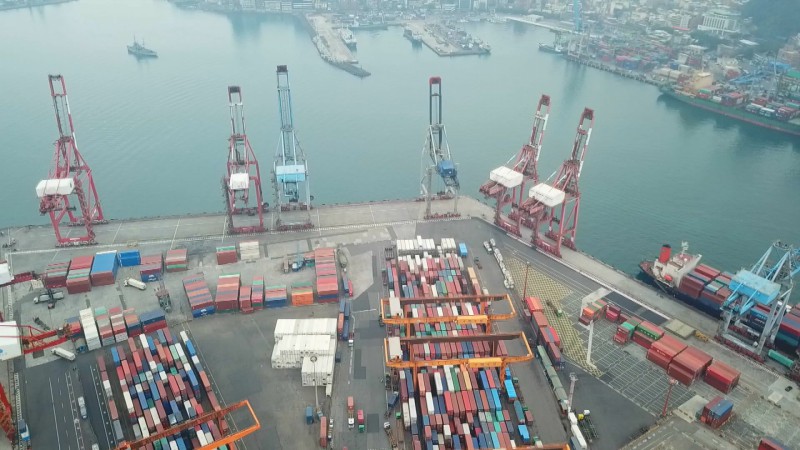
[2,197,799,449]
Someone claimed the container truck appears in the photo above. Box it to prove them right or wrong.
[52,347,76,361]
[347,396,355,429]
[124,278,147,290]
[357,409,365,432]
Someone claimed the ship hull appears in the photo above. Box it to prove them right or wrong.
[538,44,564,54]
[660,87,800,138]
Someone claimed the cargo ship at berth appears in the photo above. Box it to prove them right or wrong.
[639,243,800,357]
[660,85,800,138]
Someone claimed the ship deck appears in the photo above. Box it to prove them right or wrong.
[2,197,799,450]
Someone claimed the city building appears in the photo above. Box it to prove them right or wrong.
[697,8,740,36]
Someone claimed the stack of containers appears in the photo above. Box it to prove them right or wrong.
[139,254,163,282]
[386,250,471,300]
[64,316,82,341]
[301,354,335,386]
[669,346,713,386]
[265,285,288,308]
[90,251,119,286]
[523,297,543,319]
[95,307,116,347]
[704,360,741,393]
[109,307,128,343]
[238,241,260,261]
[43,261,70,288]
[182,275,214,318]
[105,330,227,448]
[632,321,664,349]
[140,310,167,333]
[291,282,314,306]
[124,310,142,338]
[239,286,253,313]
[759,438,792,450]
[407,366,522,448]
[271,334,336,368]
[646,334,687,370]
[614,318,641,344]
[314,248,339,302]
[699,396,734,429]
[67,255,94,294]
[118,249,141,267]
[215,275,240,312]
[165,249,189,272]
[251,277,264,310]
[80,308,101,351]
[215,246,237,265]
[579,298,608,325]
[776,308,800,352]
[605,304,622,322]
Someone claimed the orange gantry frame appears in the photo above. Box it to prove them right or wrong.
[116,400,259,450]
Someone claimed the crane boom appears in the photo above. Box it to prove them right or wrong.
[420,76,459,219]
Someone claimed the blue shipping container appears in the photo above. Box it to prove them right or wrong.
[518,424,531,443]
[305,406,314,424]
[118,250,141,267]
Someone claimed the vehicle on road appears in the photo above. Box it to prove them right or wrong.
[78,396,87,419]
[483,241,492,253]
[123,278,147,290]
[473,257,482,269]
[52,347,76,361]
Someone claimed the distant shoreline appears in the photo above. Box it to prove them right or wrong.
[0,0,76,12]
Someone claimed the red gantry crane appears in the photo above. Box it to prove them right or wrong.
[36,75,105,247]
[224,86,266,234]
[520,108,594,257]
[479,95,551,237]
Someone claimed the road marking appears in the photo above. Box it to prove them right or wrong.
[170,218,181,250]
[348,315,355,384]
[90,365,113,450]
[64,373,84,450]
[111,222,123,244]
[49,378,63,450]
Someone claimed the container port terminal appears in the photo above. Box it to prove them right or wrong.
[1,72,799,450]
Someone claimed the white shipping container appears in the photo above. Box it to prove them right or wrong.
[139,417,149,439]
[426,392,434,413]
[402,402,410,428]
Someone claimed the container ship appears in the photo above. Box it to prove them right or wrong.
[639,243,800,357]
[660,85,800,137]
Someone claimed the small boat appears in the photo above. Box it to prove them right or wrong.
[128,37,158,58]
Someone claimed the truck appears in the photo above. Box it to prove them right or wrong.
[18,419,30,448]
[78,396,87,419]
[52,347,76,361]
[387,391,399,410]
[357,409,365,432]
[347,396,355,429]
[124,278,147,290]
[33,289,64,304]
[383,421,398,450]
[483,241,492,253]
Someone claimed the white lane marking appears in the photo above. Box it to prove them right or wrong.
[170,218,181,250]
[90,366,113,449]
[111,222,122,244]
[49,378,63,450]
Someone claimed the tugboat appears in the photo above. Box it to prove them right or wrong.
[339,28,357,50]
[127,37,158,58]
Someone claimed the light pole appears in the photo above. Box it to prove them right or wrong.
[310,355,319,412]
[662,378,678,418]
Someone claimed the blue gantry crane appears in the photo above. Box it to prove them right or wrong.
[273,65,313,231]
[420,76,459,219]
[718,241,800,355]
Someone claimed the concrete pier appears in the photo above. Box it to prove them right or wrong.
[405,21,490,57]
[305,14,370,77]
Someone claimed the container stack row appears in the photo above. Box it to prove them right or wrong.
[80,307,102,351]
[271,334,337,369]
[265,285,287,308]
[675,264,733,315]
[699,396,734,429]
[386,252,475,300]
[527,307,562,367]
[396,237,438,256]
[402,366,531,449]
[216,246,238,266]
[251,277,264,310]
[301,354,335,387]
[336,299,351,339]
[238,241,260,261]
[67,255,94,294]
[125,311,142,338]
[290,281,314,306]
[94,307,116,347]
[753,305,800,356]
[140,310,167,334]
[91,251,119,286]
[578,297,608,325]
[704,360,741,393]
[182,274,215,318]
[43,261,70,288]
[215,274,240,312]
[631,321,665,349]
[118,249,141,267]
[613,317,641,345]
[668,346,713,385]
[101,329,229,448]
[274,319,338,340]
[165,249,188,272]
[140,255,163,282]
[314,248,339,302]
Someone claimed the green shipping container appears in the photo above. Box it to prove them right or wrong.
[768,349,794,368]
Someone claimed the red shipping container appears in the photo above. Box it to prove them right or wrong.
[632,331,654,349]
[667,363,695,386]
